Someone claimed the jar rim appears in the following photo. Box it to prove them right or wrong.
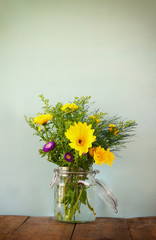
[56,166,94,174]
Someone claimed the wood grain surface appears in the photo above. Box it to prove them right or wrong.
[0,216,156,240]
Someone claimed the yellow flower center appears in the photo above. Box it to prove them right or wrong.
[77,138,85,146]
[66,155,70,160]
[46,143,51,148]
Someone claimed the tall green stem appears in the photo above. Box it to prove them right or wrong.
[68,186,84,220]
[86,196,96,215]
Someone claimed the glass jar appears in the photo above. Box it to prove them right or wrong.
[50,167,118,223]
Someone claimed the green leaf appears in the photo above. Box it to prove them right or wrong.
[80,187,87,205]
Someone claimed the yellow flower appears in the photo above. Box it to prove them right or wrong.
[94,146,115,166]
[109,124,119,136]
[65,122,96,156]
[61,103,78,112]
[109,124,115,131]
[90,115,100,124]
[33,114,53,131]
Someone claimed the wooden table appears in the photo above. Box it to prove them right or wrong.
[0,216,156,240]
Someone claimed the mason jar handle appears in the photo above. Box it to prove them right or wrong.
[50,169,59,189]
[95,178,118,213]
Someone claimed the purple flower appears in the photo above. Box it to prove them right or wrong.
[82,152,87,155]
[43,141,55,152]
[64,152,73,162]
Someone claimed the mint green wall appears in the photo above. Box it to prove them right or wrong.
[0,0,156,217]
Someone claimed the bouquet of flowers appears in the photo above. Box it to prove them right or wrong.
[25,95,136,222]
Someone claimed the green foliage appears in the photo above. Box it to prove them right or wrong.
[25,95,137,169]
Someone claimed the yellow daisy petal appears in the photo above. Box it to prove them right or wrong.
[65,122,96,156]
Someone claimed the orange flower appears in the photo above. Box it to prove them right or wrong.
[109,124,119,136]
[94,146,115,166]
[89,147,96,157]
